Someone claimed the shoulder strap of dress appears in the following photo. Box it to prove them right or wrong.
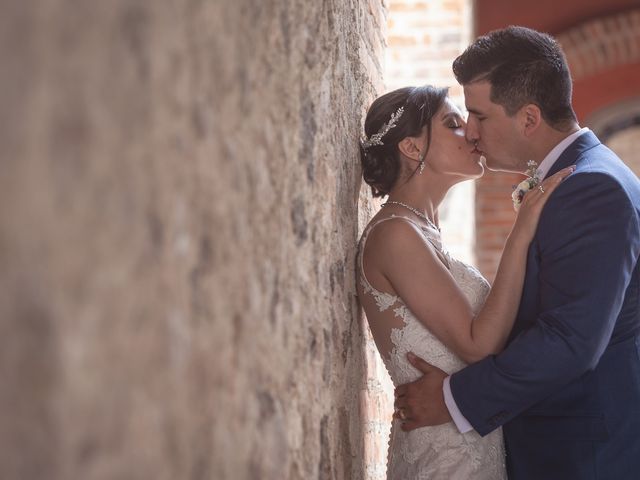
[359,215,449,293]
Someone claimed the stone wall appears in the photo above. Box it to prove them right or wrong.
[0,0,387,479]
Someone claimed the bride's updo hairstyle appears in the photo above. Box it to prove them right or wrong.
[360,85,447,197]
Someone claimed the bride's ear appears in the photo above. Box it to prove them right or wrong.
[398,136,423,161]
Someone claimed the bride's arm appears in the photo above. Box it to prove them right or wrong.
[373,166,574,363]
[470,166,577,358]
[466,217,536,361]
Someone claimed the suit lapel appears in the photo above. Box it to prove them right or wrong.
[543,131,601,180]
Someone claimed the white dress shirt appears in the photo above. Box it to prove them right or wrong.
[443,127,591,434]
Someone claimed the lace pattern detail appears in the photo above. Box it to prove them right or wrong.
[358,215,506,479]
[360,276,400,312]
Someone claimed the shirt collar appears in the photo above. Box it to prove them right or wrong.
[536,127,590,179]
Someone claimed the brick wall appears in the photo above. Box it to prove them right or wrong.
[0,1,387,479]
[475,172,521,281]
[475,0,639,35]
[557,9,640,81]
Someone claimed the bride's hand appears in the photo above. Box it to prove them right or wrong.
[512,166,576,241]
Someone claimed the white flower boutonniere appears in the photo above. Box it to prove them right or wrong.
[511,160,541,212]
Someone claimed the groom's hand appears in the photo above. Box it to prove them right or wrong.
[394,352,451,431]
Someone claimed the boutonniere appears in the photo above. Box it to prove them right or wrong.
[511,160,541,212]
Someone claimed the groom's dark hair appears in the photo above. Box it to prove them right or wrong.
[453,26,577,129]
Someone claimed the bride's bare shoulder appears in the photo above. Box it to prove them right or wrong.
[363,216,437,268]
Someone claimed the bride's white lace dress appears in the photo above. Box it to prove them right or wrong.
[358,215,506,480]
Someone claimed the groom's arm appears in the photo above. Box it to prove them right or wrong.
[450,171,640,436]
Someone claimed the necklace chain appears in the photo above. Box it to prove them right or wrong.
[382,201,440,232]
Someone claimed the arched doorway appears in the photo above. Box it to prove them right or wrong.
[587,97,640,176]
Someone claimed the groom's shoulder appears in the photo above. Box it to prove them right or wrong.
[538,170,638,242]
[576,143,640,202]
[545,168,636,218]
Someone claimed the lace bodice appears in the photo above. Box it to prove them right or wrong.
[358,215,506,479]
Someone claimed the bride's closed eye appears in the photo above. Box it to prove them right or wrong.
[441,109,465,130]
[445,116,464,129]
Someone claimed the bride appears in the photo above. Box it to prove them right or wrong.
[357,85,574,479]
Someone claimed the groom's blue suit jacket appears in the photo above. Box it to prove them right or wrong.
[451,131,640,480]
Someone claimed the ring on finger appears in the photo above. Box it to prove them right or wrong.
[538,185,545,194]
[398,408,407,420]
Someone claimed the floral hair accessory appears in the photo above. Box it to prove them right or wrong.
[511,160,541,211]
[361,106,405,150]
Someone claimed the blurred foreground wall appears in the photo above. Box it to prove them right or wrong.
[0,1,386,478]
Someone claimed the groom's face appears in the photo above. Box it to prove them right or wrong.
[463,81,526,173]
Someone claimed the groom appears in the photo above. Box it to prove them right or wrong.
[394,26,640,479]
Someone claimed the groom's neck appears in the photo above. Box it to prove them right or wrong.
[529,121,581,165]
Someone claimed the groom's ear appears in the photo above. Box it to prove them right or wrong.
[520,104,542,137]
